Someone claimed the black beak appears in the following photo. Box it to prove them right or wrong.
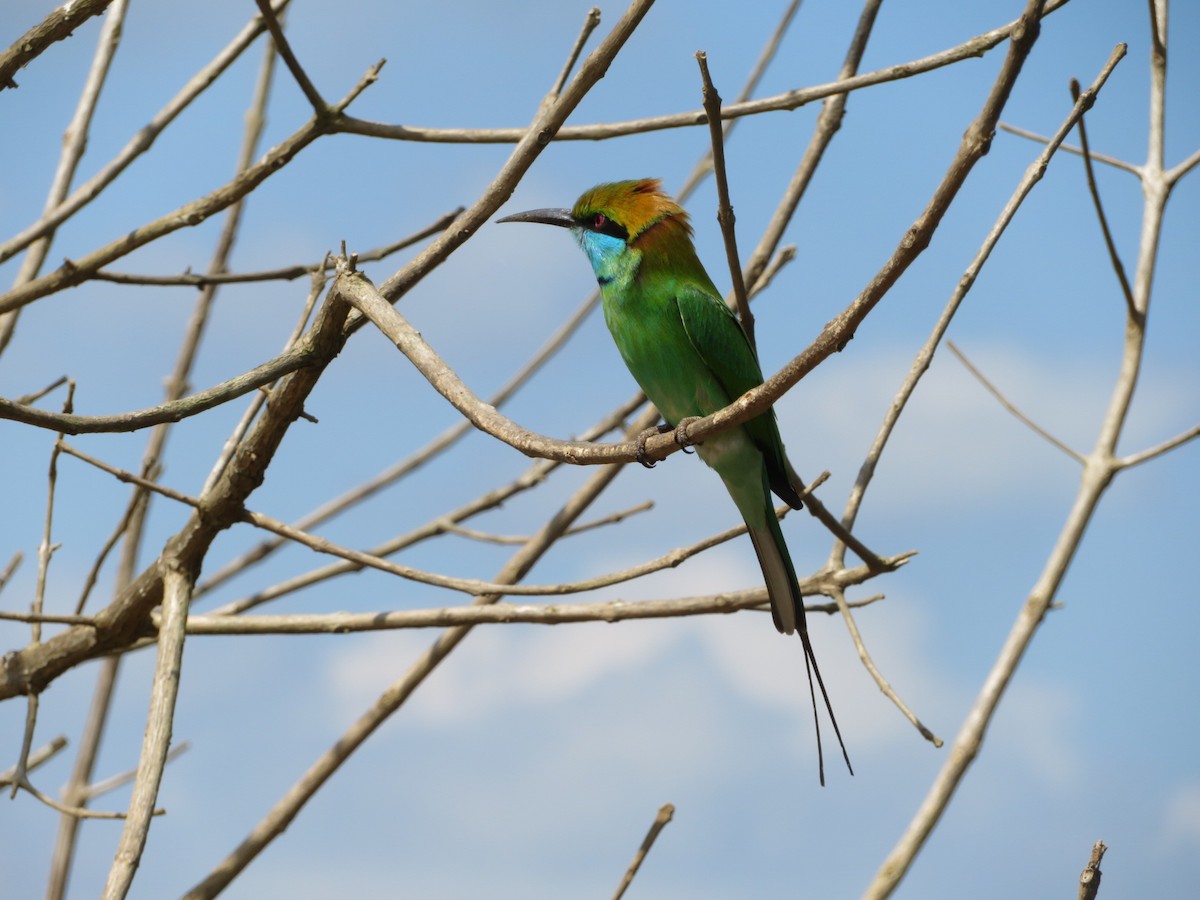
[495,208,577,228]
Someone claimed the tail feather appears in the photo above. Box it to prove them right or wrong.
[747,516,852,784]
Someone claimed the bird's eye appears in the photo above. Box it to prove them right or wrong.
[593,213,607,229]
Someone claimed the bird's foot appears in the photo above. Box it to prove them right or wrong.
[673,416,703,454]
[634,423,673,468]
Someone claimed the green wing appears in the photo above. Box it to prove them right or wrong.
[673,283,804,508]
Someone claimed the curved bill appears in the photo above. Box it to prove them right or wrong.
[495,208,576,228]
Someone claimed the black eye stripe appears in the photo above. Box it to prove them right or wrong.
[580,212,629,241]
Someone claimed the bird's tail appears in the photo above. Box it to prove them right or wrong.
[746,511,853,785]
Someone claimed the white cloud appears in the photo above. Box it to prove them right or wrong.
[1158,780,1200,852]
[326,618,681,727]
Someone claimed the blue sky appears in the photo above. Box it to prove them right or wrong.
[1,1,1198,898]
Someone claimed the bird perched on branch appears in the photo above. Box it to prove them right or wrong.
[499,179,850,782]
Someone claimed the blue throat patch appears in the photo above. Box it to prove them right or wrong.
[575,230,627,286]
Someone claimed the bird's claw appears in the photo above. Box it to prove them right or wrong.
[674,416,702,454]
[634,423,670,468]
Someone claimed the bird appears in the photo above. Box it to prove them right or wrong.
[498,178,850,781]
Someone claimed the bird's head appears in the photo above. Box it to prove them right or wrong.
[497,178,695,289]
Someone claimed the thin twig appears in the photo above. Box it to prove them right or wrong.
[85,742,191,803]
[998,122,1140,175]
[91,208,461,287]
[946,340,1085,463]
[335,1,1072,146]
[1116,421,1200,469]
[0,736,67,785]
[546,7,602,103]
[13,376,69,405]
[0,610,96,626]
[696,51,753,347]
[204,396,644,616]
[833,589,941,745]
[0,551,22,596]
[747,246,796,300]
[47,657,120,899]
[0,342,317,434]
[253,0,323,112]
[74,480,152,614]
[440,500,654,544]
[611,803,675,900]
[1070,78,1137,319]
[12,385,74,798]
[11,777,146,820]
[177,587,895,636]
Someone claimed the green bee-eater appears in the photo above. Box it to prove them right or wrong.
[499,179,849,780]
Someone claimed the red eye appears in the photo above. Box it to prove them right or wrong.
[593,213,606,229]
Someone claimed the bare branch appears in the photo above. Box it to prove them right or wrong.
[91,208,461,287]
[0,52,375,315]
[182,400,659,899]
[179,576,901,637]
[0,0,114,91]
[866,29,1159,898]
[676,0,802,196]
[0,292,353,702]
[612,803,675,900]
[0,0,128,356]
[0,0,293,266]
[101,563,192,900]
[1078,839,1107,900]
[840,46,1125,553]
[204,395,644,615]
[61,438,893,602]
[0,346,315,434]
[337,1,1071,146]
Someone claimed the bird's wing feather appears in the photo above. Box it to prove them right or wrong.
[673,284,803,507]
[672,283,764,400]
